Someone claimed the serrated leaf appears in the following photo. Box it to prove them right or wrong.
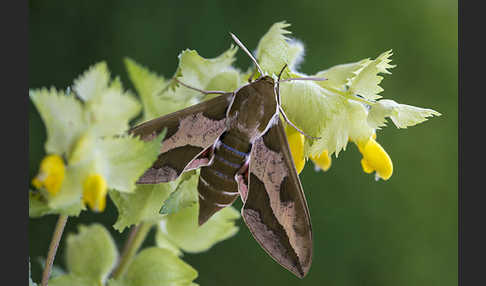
[204,69,242,94]
[368,99,441,129]
[110,180,179,232]
[255,21,301,76]
[157,204,240,253]
[177,45,238,91]
[124,58,173,121]
[73,62,110,102]
[65,224,118,285]
[348,50,396,100]
[117,247,198,286]
[280,80,373,156]
[84,87,141,136]
[30,88,86,155]
[154,229,183,257]
[96,132,165,193]
[314,60,368,91]
[159,172,199,215]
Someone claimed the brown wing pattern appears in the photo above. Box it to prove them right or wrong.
[130,93,233,184]
[241,118,313,278]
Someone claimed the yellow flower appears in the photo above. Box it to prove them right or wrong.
[356,134,393,180]
[32,154,65,196]
[285,124,333,174]
[83,174,108,212]
[310,150,332,172]
[285,125,306,174]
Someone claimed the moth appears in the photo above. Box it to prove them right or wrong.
[130,33,325,278]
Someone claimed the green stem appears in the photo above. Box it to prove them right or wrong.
[111,222,153,279]
[41,214,68,286]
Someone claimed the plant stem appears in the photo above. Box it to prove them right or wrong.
[111,222,152,279]
[41,214,68,286]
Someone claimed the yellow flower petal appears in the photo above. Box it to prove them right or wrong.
[285,125,306,174]
[32,154,65,196]
[356,136,393,180]
[310,150,332,172]
[83,174,108,212]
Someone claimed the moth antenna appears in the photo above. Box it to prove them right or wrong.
[275,65,321,140]
[276,64,288,106]
[277,77,327,83]
[230,32,264,76]
[175,78,231,96]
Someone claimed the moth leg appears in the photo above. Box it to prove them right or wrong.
[175,78,232,96]
[274,71,321,140]
[184,144,214,171]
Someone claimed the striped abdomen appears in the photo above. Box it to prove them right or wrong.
[197,131,250,225]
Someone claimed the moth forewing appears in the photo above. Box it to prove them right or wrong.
[241,118,312,278]
[129,93,234,184]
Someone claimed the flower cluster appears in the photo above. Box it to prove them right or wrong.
[258,22,439,181]
[30,63,162,216]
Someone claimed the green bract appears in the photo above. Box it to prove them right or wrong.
[109,248,198,286]
[159,172,199,215]
[255,21,304,77]
[29,62,163,216]
[48,224,118,286]
[157,205,240,254]
[110,181,177,232]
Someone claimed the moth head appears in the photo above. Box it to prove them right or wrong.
[260,75,275,85]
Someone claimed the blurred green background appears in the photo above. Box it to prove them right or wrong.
[28,0,457,285]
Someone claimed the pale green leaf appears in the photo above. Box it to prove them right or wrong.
[154,230,182,257]
[71,61,141,136]
[110,180,179,232]
[280,80,373,156]
[348,50,396,100]
[255,21,302,76]
[158,204,240,253]
[314,60,368,91]
[29,88,86,155]
[47,162,91,210]
[204,69,242,94]
[48,274,95,286]
[176,45,238,92]
[68,132,164,194]
[84,87,141,136]
[118,247,198,286]
[124,58,172,121]
[368,99,441,129]
[65,224,118,285]
[29,190,84,218]
[159,172,199,215]
[72,62,110,102]
[107,279,124,286]
[96,132,165,193]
